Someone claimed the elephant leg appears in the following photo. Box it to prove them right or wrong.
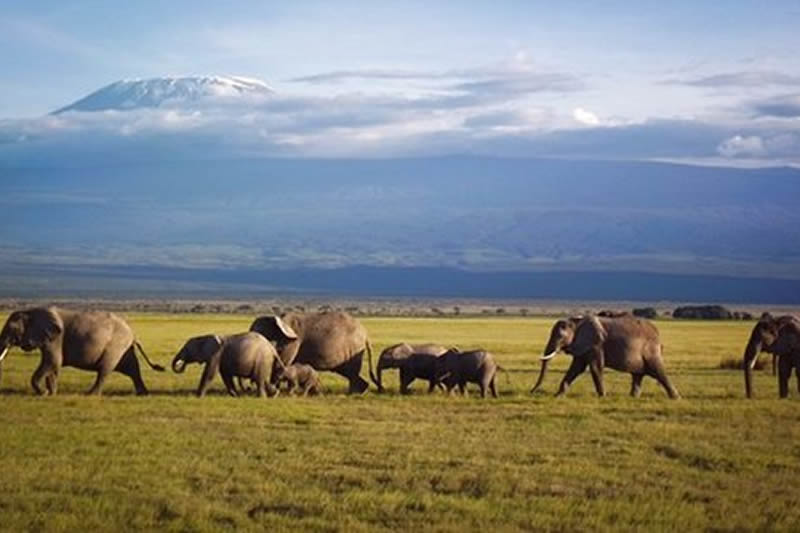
[256,379,267,399]
[792,354,800,394]
[555,358,588,397]
[630,374,644,398]
[645,359,680,399]
[458,381,466,396]
[588,359,605,397]
[221,372,239,398]
[86,368,112,395]
[115,347,148,396]
[489,375,498,398]
[31,360,54,396]
[778,355,792,399]
[399,367,414,395]
[335,354,369,394]
[45,373,58,395]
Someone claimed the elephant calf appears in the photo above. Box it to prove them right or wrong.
[274,363,323,396]
[375,342,450,393]
[172,332,281,398]
[434,348,504,398]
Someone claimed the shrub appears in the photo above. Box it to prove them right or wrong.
[633,307,658,319]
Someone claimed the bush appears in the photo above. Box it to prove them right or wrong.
[673,305,733,320]
[632,307,658,319]
[598,310,629,317]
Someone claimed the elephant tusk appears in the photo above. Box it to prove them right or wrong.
[0,346,8,362]
[173,359,186,373]
[749,356,760,370]
[540,351,558,361]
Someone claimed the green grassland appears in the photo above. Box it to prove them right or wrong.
[0,314,798,532]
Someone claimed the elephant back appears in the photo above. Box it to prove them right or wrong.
[295,312,369,370]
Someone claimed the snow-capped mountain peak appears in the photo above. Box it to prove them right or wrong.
[53,75,275,114]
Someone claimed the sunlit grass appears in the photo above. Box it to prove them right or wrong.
[0,313,797,531]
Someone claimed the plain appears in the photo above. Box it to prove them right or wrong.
[0,314,797,532]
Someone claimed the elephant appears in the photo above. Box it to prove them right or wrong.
[274,363,323,396]
[249,312,375,394]
[750,318,800,398]
[375,342,449,393]
[742,313,800,398]
[531,315,679,398]
[433,348,504,398]
[0,307,164,395]
[171,332,284,398]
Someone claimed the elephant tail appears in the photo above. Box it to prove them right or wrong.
[134,341,166,372]
[496,365,512,385]
[366,339,378,389]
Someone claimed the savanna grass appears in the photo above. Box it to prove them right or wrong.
[0,314,797,532]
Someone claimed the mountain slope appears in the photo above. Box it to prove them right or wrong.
[2,157,799,280]
[52,76,274,113]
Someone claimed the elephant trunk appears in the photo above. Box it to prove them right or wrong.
[172,353,187,374]
[743,336,761,399]
[531,338,559,393]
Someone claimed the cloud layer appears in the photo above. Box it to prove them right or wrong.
[1,58,799,167]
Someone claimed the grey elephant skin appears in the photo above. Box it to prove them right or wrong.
[249,312,375,394]
[172,332,283,398]
[375,342,448,393]
[742,313,800,398]
[532,315,679,398]
[274,363,323,396]
[750,316,800,398]
[434,348,503,398]
[0,307,164,395]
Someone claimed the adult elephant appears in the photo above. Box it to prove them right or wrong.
[0,307,164,395]
[530,315,679,398]
[743,313,800,398]
[374,342,448,393]
[249,311,375,394]
[769,321,800,398]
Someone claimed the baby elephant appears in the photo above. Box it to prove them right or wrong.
[274,363,323,396]
[434,348,504,398]
[171,332,280,398]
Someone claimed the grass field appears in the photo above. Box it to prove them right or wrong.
[0,313,798,532]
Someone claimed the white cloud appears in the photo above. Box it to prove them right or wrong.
[717,135,767,158]
[572,107,600,126]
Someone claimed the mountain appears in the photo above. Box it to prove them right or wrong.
[2,157,799,290]
[52,76,274,113]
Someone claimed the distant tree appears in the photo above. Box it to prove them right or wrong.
[632,307,658,319]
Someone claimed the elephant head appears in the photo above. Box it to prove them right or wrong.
[531,316,602,393]
[171,335,224,373]
[743,313,784,398]
[249,315,300,364]
[0,308,63,362]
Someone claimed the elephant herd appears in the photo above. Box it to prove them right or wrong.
[0,306,798,399]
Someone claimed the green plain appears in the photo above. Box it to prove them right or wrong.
[0,314,797,532]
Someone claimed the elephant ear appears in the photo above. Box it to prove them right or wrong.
[250,316,298,341]
[201,335,224,362]
[774,324,800,355]
[570,316,607,357]
[30,308,63,344]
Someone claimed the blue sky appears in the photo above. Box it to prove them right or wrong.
[1,1,799,165]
